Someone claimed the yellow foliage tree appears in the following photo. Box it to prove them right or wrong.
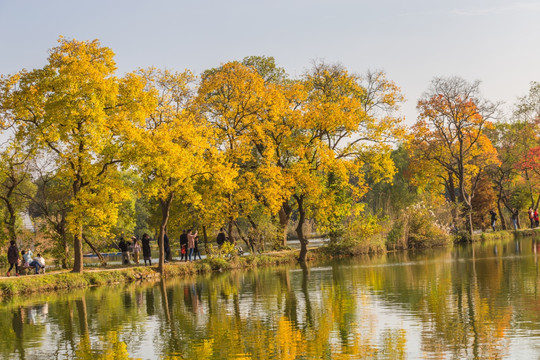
[127,68,236,273]
[197,62,278,250]
[289,63,404,261]
[0,37,149,272]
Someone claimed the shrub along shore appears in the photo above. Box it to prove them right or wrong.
[2,228,539,299]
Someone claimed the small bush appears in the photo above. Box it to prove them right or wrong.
[322,214,386,255]
[455,230,472,243]
[388,201,452,249]
[206,257,231,271]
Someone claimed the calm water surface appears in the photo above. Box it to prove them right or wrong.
[3,236,540,359]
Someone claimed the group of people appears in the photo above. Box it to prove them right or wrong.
[489,207,540,232]
[528,208,540,228]
[118,233,152,266]
[179,229,201,262]
[6,240,45,276]
[4,227,230,275]
[117,228,229,265]
[117,229,205,265]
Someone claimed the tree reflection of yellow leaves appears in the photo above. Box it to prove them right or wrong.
[276,316,306,360]
[381,329,406,360]
[75,331,134,360]
[192,338,215,359]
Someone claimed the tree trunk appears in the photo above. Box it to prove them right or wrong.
[82,234,106,265]
[228,218,234,243]
[246,214,261,253]
[497,197,507,230]
[467,211,474,238]
[294,195,308,262]
[72,179,84,273]
[72,225,84,273]
[62,232,69,269]
[445,172,459,231]
[202,225,209,253]
[278,202,292,247]
[7,206,16,244]
[158,194,173,275]
[233,220,252,252]
[0,193,18,244]
[526,169,536,209]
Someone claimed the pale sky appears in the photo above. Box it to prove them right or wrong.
[1,0,540,123]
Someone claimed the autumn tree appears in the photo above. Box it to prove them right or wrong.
[240,56,294,247]
[287,64,404,260]
[0,38,146,272]
[128,68,235,274]
[410,77,499,235]
[486,121,537,229]
[197,62,273,249]
[511,82,540,209]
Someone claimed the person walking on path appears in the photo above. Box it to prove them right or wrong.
[118,236,130,265]
[180,230,188,261]
[7,240,19,277]
[141,233,152,266]
[511,208,519,230]
[529,208,535,228]
[188,229,197,262]
[132,237,141,265]
[489,210,497,231]
[216,228,226,247]
[535,209,540,228]
[193,235,202,260]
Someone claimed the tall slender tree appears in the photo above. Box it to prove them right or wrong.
[411,77,499,235]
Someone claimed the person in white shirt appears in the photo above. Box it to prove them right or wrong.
[29,254,45,274]
[132,237,141,265]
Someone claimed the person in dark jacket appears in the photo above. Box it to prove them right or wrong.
[193,236,202,260]
[180,230,188,261]
[141,233,152,266]
[118,236,130,265]
[489,210,497,231]
[216,228,226,247]
[164,232,171,262]
[7,240,19,277]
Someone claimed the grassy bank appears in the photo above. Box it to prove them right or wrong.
[472,228,540,242]
[0,250,306,298]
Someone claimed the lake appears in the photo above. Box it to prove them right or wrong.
[2,235,540,359]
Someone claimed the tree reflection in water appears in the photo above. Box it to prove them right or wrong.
[2,236,540,358]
